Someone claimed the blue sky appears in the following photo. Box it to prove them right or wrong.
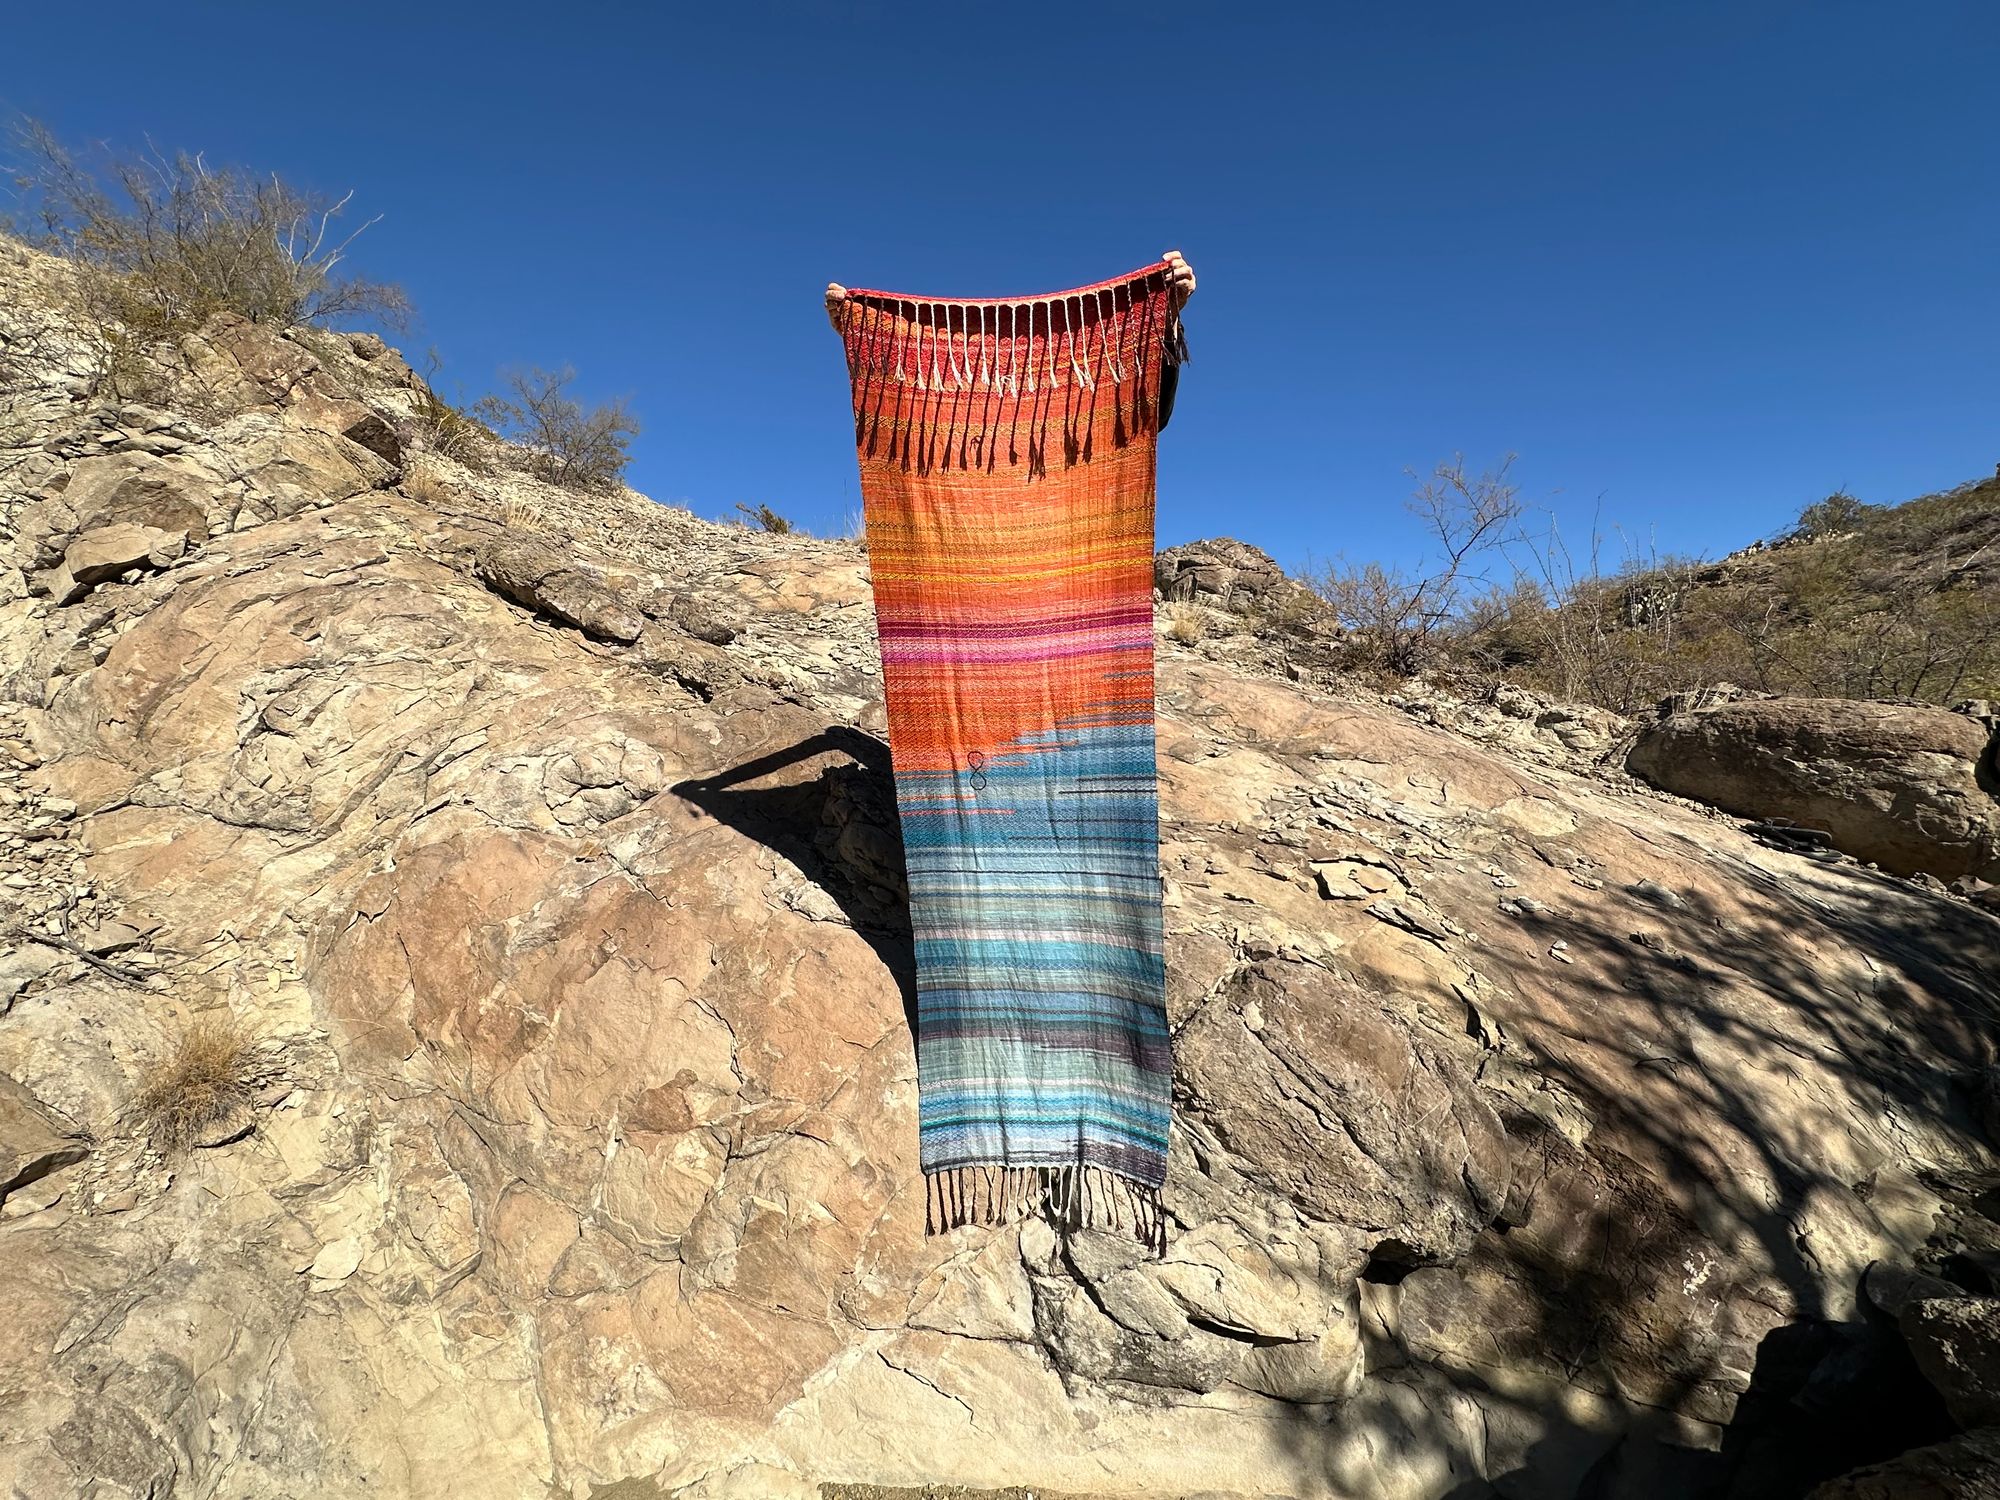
[6,2,1997,577]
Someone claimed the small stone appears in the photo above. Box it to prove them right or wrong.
[304,1236,364,1282]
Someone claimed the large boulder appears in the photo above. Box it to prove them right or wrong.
[1155,536,1287,609]
[16,452,214,576]
[48,522,188,604]
[1626,697,2000,880]
[475,535,647,644]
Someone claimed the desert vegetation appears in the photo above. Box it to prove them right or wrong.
[1305,458,2000,714]
[129,1016,256,1153]
[7,118,406,394]
[734,501,795,534]
[7,119,637,491]
[472,364,640,492]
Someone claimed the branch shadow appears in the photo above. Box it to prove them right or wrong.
[1274,841,2000,1498]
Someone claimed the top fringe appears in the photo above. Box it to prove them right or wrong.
[839,261,1185,481]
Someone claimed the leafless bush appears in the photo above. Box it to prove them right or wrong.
[1303,448,1999,712]
[1702,543,2000,703]
[1480,511,1722,711]
[1471,487,2000,711]
[473,365,638,491]
[1310,455,1522,675]
[8,117,407,378]
[408,350,489,466]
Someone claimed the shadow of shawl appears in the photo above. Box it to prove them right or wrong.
[668,726,918,1039]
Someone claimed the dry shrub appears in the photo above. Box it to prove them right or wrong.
[1167,606,1206,644]
[401,461,450,507]
[411,384,487,466]
[1311,455,1522,677]
[9,117,407,393]
[409,350,490,467]
[1474,479,2000,711]
[132,1016,254,1152]
[735,501,793,534]
[473,365,638,492]
[503,496,548,534]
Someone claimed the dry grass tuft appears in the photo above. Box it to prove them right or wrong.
[133,1016,255,1152]
[503,496,548,534]
[401,462,450,508]
[1166,606,1206,645]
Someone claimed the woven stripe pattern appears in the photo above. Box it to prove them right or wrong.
[839,262,1183,1245]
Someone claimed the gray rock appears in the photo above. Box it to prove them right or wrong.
[1174,961,1508,1261]
[16,452,211,573]
[1864,1260,1968,1320]
[474,537,646,643]
[50,523,187,603]
[667,594,740,645]
[1806,1427,2000,1499]
[1155,537,1288,610]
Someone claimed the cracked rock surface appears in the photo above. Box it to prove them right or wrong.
[2,236,1998,1498]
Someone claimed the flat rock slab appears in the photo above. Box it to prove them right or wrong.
[0,1073,87,1202]
[50,522,188,602]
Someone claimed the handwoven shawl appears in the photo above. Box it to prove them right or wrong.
[838,262,1185,1250]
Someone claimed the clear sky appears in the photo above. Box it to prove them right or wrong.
[6,2,1997,576]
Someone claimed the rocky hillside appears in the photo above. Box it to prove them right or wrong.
[1465,474,2000,715]
[4,235,2000,1499]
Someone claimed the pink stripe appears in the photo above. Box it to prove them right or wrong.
[883,635,1150,665]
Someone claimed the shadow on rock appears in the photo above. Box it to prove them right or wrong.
[1282,855,2000,1498]
[669,725,918,1037]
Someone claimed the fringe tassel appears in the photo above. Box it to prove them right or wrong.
[842,263,1178,483]
[923,1162,1168,1255]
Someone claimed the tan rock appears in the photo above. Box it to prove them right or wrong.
[0,1072,87,1204]
[1629,696,2000,879]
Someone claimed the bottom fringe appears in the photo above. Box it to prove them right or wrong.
[924,1163,1166,1254]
